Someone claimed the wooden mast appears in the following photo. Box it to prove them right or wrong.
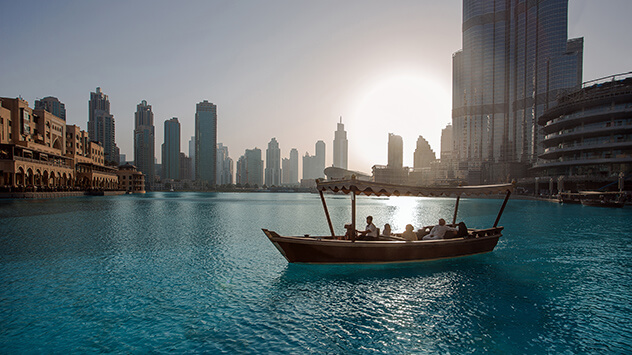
[318,187,336,238]
[493,190,512,227]
[452,195,461,225]
[351,189,357,242]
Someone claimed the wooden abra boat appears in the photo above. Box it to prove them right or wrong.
[579,191,626,208]
[263,178,513,264]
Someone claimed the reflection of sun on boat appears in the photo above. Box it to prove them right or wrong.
[263,178,514,264]
[578,191,626,208]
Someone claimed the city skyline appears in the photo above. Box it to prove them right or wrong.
[1,1,630,173]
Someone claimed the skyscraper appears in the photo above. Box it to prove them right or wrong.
[195,100,217,186]
[303,142,326,180]
[452,0,583,180]
[315,140,325,177]
[441,124,453,162]
[188,136,195,179]
[162,117,180,180]
[333,117,348,170]
[216,143,233,185]
[88,87,120,164]
[34,96,66,121]
[413,135,437,169]
[387,133,403,169]
[265,138,281,186]
[289,148,299,184]
[245,148,263,186]
[134,100,155,189]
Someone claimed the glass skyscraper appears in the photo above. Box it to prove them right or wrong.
[162,117,180,180]
[452,0,583,180]
[195,100,217,186]
[134,100,155,189]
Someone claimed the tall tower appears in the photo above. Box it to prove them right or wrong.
[452,0,583,176]
[88,87,119,164]
[162,117,180,180]
[188,136,195,179]
[195,100,217,186]
[134,100,155,188]
[413,136,437,169]
[289,148,299,184]
[216,143,233,185]
[34,96,66,121]
[315,140,325,178]
[265,138,281,186]
[333,117,348,169]
[441,124,454,162]
[245,148,263,186]
[387,133,403,169]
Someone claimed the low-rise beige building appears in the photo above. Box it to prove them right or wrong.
[117,163,145,193]
[0,97,121,192]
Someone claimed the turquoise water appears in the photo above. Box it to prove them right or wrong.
[0,192,631,353]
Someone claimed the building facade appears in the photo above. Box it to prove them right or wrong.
[34,96,66,121]
[0,97,118,191]
[88,87,120,164]
[532,73,632,191]
[134,100,155,189]
[413,135,437,169]
[333,117,348,170]
[452,0,583,182]
[265,138,281,186]
[302,141,326,181]
[195,100,217,186]
[117,163,145,193]
[162,117,180,180]
[387,133,403,169]
[216,143,233,185]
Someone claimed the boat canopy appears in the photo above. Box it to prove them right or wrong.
[316,179,514,197]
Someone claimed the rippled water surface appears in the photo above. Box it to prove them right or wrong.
[1,192,631,353]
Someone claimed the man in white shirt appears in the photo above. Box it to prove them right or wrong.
[358,216,378,240]
[423,218,457,240]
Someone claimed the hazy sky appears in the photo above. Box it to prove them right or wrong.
[2,0,631,173]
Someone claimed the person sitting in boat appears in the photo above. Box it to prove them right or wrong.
[401,224,417,241]
[381,224,392,237]
[423,219,468,240]
[343,223,355,240]
[422,218,458,240]
[358,216,378,240]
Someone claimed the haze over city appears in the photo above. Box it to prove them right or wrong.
[1,0,630,173]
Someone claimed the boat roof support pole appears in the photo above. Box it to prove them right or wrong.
[493,190,512,227]
[351,191,357,242]
[319,189,336,238]
[452,195,461,225]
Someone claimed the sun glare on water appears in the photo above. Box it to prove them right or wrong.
[348,72,451,173]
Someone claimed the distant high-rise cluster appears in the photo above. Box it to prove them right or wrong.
[88,87,120,164]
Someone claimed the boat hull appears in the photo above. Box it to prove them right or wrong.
[263,229,502,264]
[580,200,625,208]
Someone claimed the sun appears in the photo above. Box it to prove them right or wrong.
[347,72,451,173]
